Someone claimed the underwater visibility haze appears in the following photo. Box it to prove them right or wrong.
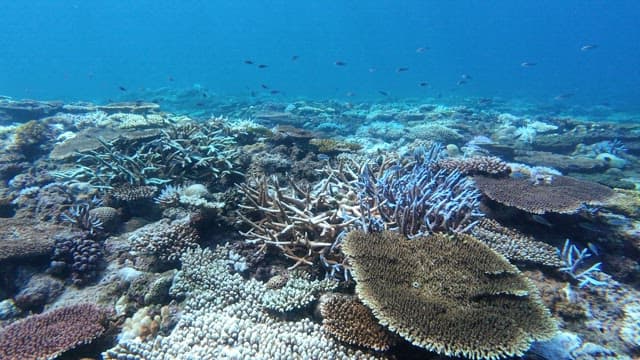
[0,2,640,360]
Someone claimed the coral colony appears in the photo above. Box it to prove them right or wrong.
[0,96,639,360]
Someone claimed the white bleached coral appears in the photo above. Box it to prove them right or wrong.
[261,271,338,313]
[103,245,382,360]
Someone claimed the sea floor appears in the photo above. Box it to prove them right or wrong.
[0,94,639,360]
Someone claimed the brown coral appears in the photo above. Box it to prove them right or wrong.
[473,174,614,214]
[0,219,63,262]
[319,293,396,351]
[471,218,563,267]
[0,303,110,360]
[110,185,157,202]
[433,156,510,177]
[342,230,556,360]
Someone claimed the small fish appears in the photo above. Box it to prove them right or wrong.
[291,55,299,61]
[202,92,208,98]
[554,93,574,100]
[456,79,467,86]
[250,90,257,97]
[415,47,429,53]
[477,97,492,105]
[461,74,472,80]
[345,91,356,97]
[531,214,552,227]
[168,76,174,82]
[580,44,598,51]
[587,242,600,256]
[396,67,409,72]
[270,89,281,95]
[195,102,205,107]
[260,84,269,89]
[118,86,127,91]
[334,61,347,66]
[378,90,389,96]
[243,60,254,65]
[419,82,429,87]
[257,64,268,69]
[317,154,330,161]
[368,67,377,73]
[521,62,537,67]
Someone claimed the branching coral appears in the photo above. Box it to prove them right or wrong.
[236,173,360,279]
[358,145,483,237]
[559,239,607,288]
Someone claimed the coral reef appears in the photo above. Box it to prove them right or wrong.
[128,216,200,266]
[358,145,483,236]
[260,270,337,313]
[474,174,615,214]
[343,230,556,360]
[50,231,104,286]
[104,245,381,359]
[471,218,563,267]
[0,303,110,360]
[432,156,511,177]
[319,293,397,351]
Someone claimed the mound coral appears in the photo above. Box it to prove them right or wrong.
[473,175,614,214]
[343,230,556,360]
[0,303,110,360]
[129,216,200,264]
[432,156,510,177]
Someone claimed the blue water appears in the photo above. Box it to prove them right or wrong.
[1,1,639,111]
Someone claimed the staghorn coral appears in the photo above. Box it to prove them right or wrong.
[471,218,563,267]
[319,293,396,352]
[104,245,382,360]
[473,174,615,214]
[358,145,483,236]
[237,173,359,278]
[0,303,110,360]
[432,156,510,177]
[342,230,557,360]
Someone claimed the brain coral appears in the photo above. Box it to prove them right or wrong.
[473,175,614,214]
[0,303,109,360]
[342,230,557,360]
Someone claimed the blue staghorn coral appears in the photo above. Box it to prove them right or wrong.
[357,144,483,237]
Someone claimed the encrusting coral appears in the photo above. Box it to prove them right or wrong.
[0,303,111,360]
[342,230,557,360]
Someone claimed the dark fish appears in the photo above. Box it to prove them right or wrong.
[378,90,389,96]
[250,90,257,97]
[396,67,409,72]
[202,93,208,98]
[461,74,472,80]
[456,79,467,86]
[118,86,127,91]
[334,61,347,66]
[521,62,537,67]
[195,102,204,106]
[244,60,254,64]
[291,55,299,61]
[168,76,174,82]
[419,82,429,87]
[580,44,598,51]
[261,84,269,89]
[270,90,281,94]
[257,64,268,68]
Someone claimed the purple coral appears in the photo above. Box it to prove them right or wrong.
[358,145,483,237]
[0,303,110,360]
